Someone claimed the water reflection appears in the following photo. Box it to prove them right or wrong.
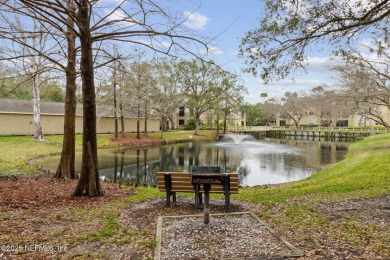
[98,138,348,187]
[39,138,349,187]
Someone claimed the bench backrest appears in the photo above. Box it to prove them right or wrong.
[191,166,223,173]
[156,172,239,194]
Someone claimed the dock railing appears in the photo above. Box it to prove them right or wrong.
[271,126,389,134]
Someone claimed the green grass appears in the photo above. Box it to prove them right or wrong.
[0,134,113,175]
[121,187,164,202]
[0,136,62,174]
[87,210,120,241]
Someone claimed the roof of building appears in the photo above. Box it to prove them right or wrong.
[0,99,84,115]
[0,99,153,118]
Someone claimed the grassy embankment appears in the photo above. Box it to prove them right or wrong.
[0,130,216,175]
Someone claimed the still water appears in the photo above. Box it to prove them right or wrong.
[40,136,349,187]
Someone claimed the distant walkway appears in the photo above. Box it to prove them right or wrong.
[235,126,272,131]
[241,126,272,131]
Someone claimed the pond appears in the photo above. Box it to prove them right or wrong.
[39,135,349,187]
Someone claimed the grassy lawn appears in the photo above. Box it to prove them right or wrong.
[0,134,109,175]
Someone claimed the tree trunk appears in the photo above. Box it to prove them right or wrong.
[160,115,164,139]
[73,0,103,197]
[216,111,220,135]
[55,1,77,179]
[144,100,148,136]
[31,22,43,141]
[223,108,228,134]
[33,73,43,140]
[161,115,169,132]
[168,115,175,130]
[113,58,118,141]
[137,102,140,139]
[195,113,200,135]
[119,82,125,137]
[120,103,125,137]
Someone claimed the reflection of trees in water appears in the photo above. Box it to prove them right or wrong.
[114,153,118,183]
[264,139,348,173]
[159,146,177,171]
[119,151,125,180]
[101,139,348,187]
[105,149,157,187]
[237,166,249,184]
[136,150,140,185]
[218,148,241,172]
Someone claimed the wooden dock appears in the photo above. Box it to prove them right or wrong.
[230,126,383,140]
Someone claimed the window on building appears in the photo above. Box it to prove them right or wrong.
[179,119,185,126]
[336,120,348,127]
[308,120,315,125]
[179,106,185,117]
[309,111,315,115]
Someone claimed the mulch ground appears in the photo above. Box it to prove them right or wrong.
[0,173,133,212]
[111,135,166,149]
[110,134,192,150]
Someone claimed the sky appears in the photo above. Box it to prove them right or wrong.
[166,0,340,104]
[2,0,340,104]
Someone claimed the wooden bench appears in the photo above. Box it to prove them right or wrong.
[156,172,239,209]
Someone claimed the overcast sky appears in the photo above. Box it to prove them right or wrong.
[172,0,341,103]
[97,0,346,104]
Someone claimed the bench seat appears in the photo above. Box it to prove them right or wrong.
[156,172,239,208]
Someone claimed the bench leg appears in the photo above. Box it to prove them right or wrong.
[166,191,170,207]
[173,192,176,202]
[223,175,230,210]
[194,184,200,208]
[164,173,172,207]
[203,184,211,224]
[224,193,230,210]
